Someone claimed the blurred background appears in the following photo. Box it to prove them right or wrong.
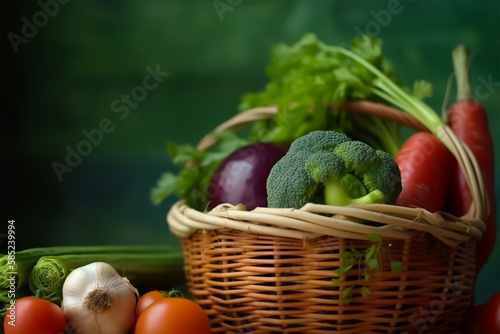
[1,0,499,304]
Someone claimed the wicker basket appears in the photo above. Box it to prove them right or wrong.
[167,101,487,333]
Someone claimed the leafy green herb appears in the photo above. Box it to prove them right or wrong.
[361,286,371,298]
[239,33,402,156]
[331,233,403,305]
[391,260,404,273]
[150,131,249,210]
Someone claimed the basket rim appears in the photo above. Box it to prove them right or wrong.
[168,199,484,247]
[166,100,488,246]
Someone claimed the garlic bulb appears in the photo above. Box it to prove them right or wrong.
[62,262,139,334]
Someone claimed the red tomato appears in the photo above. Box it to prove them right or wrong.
[459,304,486,334]
[134,290,167,321]
[483,292,500,333]
[460,292,500,334]
[135,297,210,334]
[3,296,65,334]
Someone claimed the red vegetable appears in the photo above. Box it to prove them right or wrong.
[445,44,496,273]
[459,303,486,334]
[135,290,167,321]
[3,296,65,334]
[459,292,500,334]
[135,297,211,334]
[395,132,453,212]
[206,142,288,210]
[483,292,500,334]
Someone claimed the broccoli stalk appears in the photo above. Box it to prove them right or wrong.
[324,175,385,206]
[266,130,401,209]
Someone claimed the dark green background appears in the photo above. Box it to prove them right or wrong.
[1,0,499,304]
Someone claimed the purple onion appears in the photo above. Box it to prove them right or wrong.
[206,142,288,210]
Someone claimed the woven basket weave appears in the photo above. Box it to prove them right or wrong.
[167,101,487,333]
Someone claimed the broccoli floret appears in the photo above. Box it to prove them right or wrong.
[267,130,402,208]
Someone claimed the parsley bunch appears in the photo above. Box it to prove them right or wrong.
[239,33,402,155]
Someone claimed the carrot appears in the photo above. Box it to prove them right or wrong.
[395,132,454,213]
[445,44,496,273]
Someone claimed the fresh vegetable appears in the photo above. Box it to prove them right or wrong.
[207,142,288,210]
[266,130,401,209]
[460,292,500,334]
[0,286,30,317]
[62,262,139,334]
[151,34,403,210]
[299,38,444,142]
[444,44,496,273]
[0,245,177,290]
[483,291,500,334]
[27,246,184,303]
[459,303,486,334]
[135,297,211,334]
[0,246,77,290]
[3,296,65,334]
[0,245,184,315]
[151,131,250,210]
[395,132,453,212]
[239,34,401,156]
[307,38,492,215]
[134,290,168,321]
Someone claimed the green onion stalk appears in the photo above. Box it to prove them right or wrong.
[341,111,401,157]
[324,44,446,140]
[0,245,179,290]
